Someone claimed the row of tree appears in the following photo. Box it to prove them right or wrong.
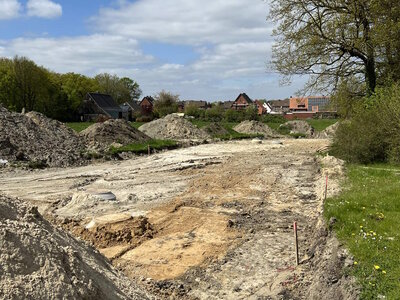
[0,56,141,121]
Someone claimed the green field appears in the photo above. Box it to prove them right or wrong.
[307,119,338,131]
[109,139,178,155]
[325,164,400,299]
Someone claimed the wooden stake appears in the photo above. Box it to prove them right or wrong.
[148,144,150,155]
[294,221,299,266]
[325,175,328,200]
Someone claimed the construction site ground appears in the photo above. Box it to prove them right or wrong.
[0,139,355,299]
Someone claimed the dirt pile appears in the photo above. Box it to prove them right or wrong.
[0,107,85,167]
[81,119,150,151]
[0,195,152,300]
[201,122,229,136]
[280,120,314,137]
[233,120,275,137]
[139,114,210,140]
[315,122,340,139]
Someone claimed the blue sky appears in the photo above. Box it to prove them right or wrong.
[0,0,307,101]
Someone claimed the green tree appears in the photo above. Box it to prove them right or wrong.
[95,73,141,104]
[59,73,100,111]
[11,56,51,111]
[120,77,142,102]
[269,0,400,95]
[153,90,179,117]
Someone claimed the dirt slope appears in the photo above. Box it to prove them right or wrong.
[0,107,85,167]
[233,120,275,137]
[139,114,210,140]
[0,195,152,300]
[81,119,150,151]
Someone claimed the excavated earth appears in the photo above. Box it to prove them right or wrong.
[0,139,358,299]
[80,119,151,152]
[233,120,275,137]
[0,107,85,167]
[139,114,210,140]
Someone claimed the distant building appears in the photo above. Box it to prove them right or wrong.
[285,96,335,120]
[140,96,155,115]
[184,100,210,110]
[267,99,290,113]
[289,96,331,112]
[254,100,267,115]
[232,93,253,111]
[80,92,127,122]
[120,100,140,121]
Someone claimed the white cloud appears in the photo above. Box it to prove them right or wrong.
[27,0,62,19]
[92,0,271,45]
[0,0,21,20]
[0,0,309,100]
[0,34,154,74]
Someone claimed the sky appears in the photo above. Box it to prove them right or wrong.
[0,0,308,101]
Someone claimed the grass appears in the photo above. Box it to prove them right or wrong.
[324,164,400,299]
[66,122,93,132]
[109,139,178,155]
[66,121,146,132]
[307,118,338,131]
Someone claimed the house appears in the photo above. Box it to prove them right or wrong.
[289,96,331,112]
[80,92,126,121]
[254,100,267,115]
[232,93,253,110]
[268,99,290,113]
[263,102,273,114]
[140,96,155,115]
[184,100,210,110]
[285,96,334,120]
[120,100,140,121]
[221,101,234,110]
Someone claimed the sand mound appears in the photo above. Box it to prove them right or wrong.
[80,119,150,151]
[233,120,274,137]
[139,114,210,140]
[202,122,229,137]
[0,107,85,167]
[0,195,151,300]
[314,122,340,139]
[280,120,314,137]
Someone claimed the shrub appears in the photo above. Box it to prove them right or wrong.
[331,83,400,164]
[153,90,179,117]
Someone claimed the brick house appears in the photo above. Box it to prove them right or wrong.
[232,93,253,110]
[140,96,155,115]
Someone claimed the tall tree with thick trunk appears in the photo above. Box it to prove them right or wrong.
[269,0,390,94]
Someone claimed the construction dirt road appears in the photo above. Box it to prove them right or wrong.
[0,139,357,299]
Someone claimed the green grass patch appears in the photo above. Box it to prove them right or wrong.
[131,122,146,129]
[324,164,400,299]
[265,122,284,130]
[109,139,178,155]
[307,119,338,131]
[66,122,93,132]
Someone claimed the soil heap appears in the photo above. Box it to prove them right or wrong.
[201,122,229,137]
[80,119,150,151]
[0,107,85,167]
[280,120,314,137]
[233,120,275,137]
[314,122,340,139]
[0,195,151,300]
[139,114,210,140]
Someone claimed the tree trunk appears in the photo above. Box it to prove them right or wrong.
[365,58,376,95]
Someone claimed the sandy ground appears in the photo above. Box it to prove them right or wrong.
[0,139,356,299]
